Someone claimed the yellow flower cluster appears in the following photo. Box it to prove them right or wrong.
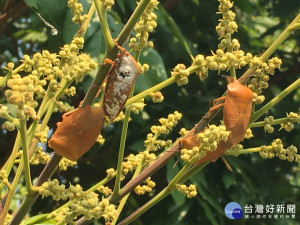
[150,91,164,103]
[1,37,96,133]
[244,128,254,139]
[171,64,189,86]
[192,42,252,80]
[39,179,117,223]
[97,185,113,197]
[134,177,156,195]
[34,125,49,143]
[176,184,197,198]
[30,146,51,165]
[145,111,182,152]
[129,0,158,51]
[259,139,300,162]
[0,105,19,131]
[249,57,282,104]
[106,168,116,178]
[58,38,97,83]
[228,144,243,157]
[58,158,77,171]
[0,169,10,189]
[138,63,150,74]
[216,0,237,39]
[96,134,105,145]
[280,112,299,132]
[6,75,35,108]
[128,98,146,114]
[264,116,275,133]
[49,208,69,224]
[100,0,115,10]
[68,0,88,24]
[123,154,142,173]
[4,213,12,225]
[194,55,208,79]
[180,125,230,162]
[263,112,299,133]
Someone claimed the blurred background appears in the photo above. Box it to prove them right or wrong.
[0,0,300,224]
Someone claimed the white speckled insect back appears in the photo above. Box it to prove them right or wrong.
[103,50,139,121]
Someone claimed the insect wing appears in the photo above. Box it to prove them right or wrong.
[48,106,104,161]
[223,82,253,144]
[103,52,139,121]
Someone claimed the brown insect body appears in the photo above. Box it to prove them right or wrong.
[223,80,253,145]
[180,79,253,164]
[48,106,105,161]
[103,50,139,121]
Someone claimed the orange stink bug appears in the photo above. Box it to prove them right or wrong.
[210,77,253,145]
[48,106,105,161]
[180,77,253,164]
[103,46,139,121]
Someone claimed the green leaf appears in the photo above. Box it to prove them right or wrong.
[135,48,168,93]
[222,171,236,189]
[190,170,208,189]
[159,5,192,56]
[196,184,224,215]
[22,29,48,42]
[197,199,219,225]
[25,0,39,8]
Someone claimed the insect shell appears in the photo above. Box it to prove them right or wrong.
[180,79,253,164]
[103,50,139,121]
[223,79,253,145]
[48,106,105,161]
[180,132,232,164]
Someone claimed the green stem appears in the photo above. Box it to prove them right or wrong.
[116,0,151,46]
[9,154,62,225]
[226,35,236,79]
[250,78,300,123]
[0,64,25,87]
[178,162,209,184]
[94,0,114,49]
[250,117,300,128]
[113,142,180,203]
[225,147,260,156]
[81,0,151,108]
[167,159,195,189]
[239,13,300,82]
[117,162,209,225]
[0,156,24,224]
[19,111,34,194]
[50,176,113,216]
[117,188,168,225]
[112,108,131,197]
[125,76,178,106]
[112,160,144,225]
[76,2,96,38]
[125,62,205,107]
[0,133,20,191]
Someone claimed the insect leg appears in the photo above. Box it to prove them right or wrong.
[203,101,225,119]
[212,96,226,106]
[221,156,233,172]
[103,58,116,66]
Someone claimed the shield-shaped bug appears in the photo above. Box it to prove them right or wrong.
[180,77,253,164]
[103,49,139,121]
[48,106,105,161]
